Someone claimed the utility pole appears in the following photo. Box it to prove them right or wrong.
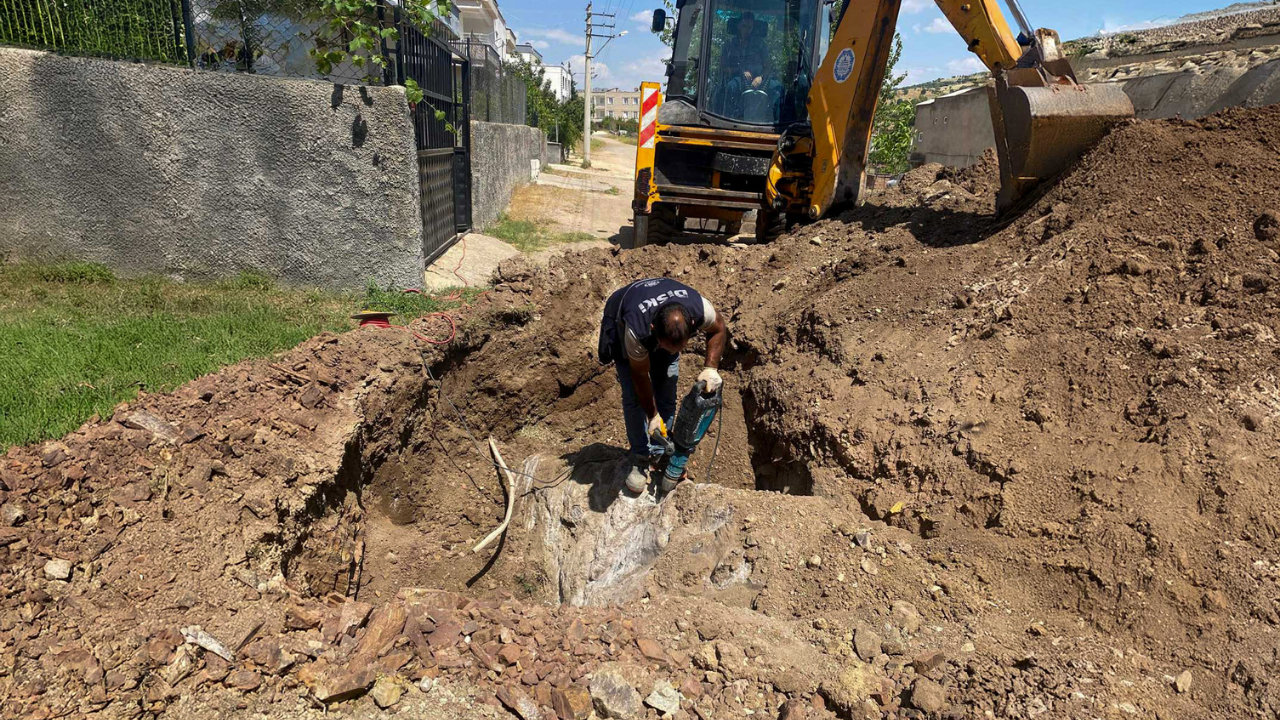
[582,2,621,168]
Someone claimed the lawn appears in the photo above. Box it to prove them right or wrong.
[488,214,599,252]
[0,263,470,450]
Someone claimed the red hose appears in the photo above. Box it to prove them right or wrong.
[359,313,456,345]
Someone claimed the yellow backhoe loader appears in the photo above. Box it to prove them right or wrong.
[630,0,1133,248]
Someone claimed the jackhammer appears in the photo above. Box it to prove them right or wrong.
[654,379,723,494]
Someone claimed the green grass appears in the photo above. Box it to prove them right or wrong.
[591,138,605,152]
[616,135,637,146]
[0,262,477,450]
[488,214,598,252]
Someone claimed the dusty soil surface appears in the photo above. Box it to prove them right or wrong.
[4,106,1280,720]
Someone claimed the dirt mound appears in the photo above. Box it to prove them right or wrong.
[4,105,1280,720]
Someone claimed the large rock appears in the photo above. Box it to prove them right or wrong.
[909,678,947,713]
[644,680,683,715]
[44,558,72,581]
[853,625,881,662]
[553,685,593,720]
[818,662,883,718]
[590,667,643,719]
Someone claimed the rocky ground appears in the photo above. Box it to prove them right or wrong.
[3,105,1280,720]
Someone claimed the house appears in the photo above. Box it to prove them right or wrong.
[515,42,542,66]
[591,87,643,120]
[457,0,517,60]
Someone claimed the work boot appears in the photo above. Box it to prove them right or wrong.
[624,456,651,494]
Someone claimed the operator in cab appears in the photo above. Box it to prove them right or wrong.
[598,279,728,494]
[720,11,776,119]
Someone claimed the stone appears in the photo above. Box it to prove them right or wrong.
[860,556,878,576]
[854,530,872,549]
[356,603,407,658]
[693,643,718,669]
[810,237,823,246]
[818,663,881,716]
[418,676,435,694]
[43,558,72,581]
[552,685,593,720]
[854,626,881,662]
[778,698,811,720]
[1,503,26,526]
[714,641,746,673]
[1175,670,1193,694]
[332,600,374,640]
[227,670,262,692]
[636,637,667,666]
[590,666,643,718]
[314,667,376,702]
[679,678,704,698]
[772,670,809,695]
[890,601,922,634]
[807,555,822,569]
[912,649,947,676]
[286,604,324,630]
[161,646,197,686]
[371,676,404,709]
[908,678,947,713]
[496,685,542,719]
[645,680,683,715]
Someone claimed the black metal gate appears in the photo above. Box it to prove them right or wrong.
[395,17,472,266]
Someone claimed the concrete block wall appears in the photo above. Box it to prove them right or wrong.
[911,58,1280,169]
[469,121,548,231]
[0,48,423,290]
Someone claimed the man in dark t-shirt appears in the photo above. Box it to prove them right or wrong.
[598,278,728,494]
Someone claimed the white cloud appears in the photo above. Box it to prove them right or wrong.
[946,57,985,74]
[522,27,582,46]
[1100,17,1174,34]
[920,17,950,34]
[903,66,939,85]
[901,0,930,14]
[568,54,613,84]
[528,39,550,50]
[614,56,667,89]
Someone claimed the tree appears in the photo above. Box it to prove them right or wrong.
[505,58,585,153]
[867,33,916,175]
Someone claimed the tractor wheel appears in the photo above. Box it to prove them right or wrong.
[756,208,787,243]
[649,203,680,242]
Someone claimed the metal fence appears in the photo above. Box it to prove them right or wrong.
[453,38,526,125]
[0,0,192,63]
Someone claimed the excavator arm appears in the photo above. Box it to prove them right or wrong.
[765,0,1133,222]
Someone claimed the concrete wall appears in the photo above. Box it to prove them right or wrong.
[912,88,994,169]
[469,120,547,230]
[0,48,423,290]
[911,59,1280,168]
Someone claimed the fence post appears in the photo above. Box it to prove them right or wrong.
[179,0,196,67]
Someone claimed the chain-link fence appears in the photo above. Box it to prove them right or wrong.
[187,0,373,82]
[0,0,190,63]
[452,38,526,125]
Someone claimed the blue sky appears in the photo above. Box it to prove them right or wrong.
[500,0,1235,89]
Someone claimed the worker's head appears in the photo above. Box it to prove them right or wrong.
[738,11,755,39]
[652,304,692,353]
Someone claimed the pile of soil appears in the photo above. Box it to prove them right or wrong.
[3,105,1279,720]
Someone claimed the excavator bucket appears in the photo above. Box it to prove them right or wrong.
[989,81,1134,212]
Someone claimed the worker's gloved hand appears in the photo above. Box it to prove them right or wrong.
[698,367,723,393]
[647,413,666,438]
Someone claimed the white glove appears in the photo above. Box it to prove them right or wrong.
[647,414,666,438]
[698,367,723,393]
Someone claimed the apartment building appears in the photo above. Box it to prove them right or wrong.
[591,88,643,120]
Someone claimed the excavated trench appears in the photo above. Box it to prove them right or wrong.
[280,356,810,611]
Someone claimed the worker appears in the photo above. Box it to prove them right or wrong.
[598,278,728,494]
[720,11,774,119]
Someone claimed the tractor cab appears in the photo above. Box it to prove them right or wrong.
[659,0,829,131]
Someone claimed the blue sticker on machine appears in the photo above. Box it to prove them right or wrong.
[833,48,856,83]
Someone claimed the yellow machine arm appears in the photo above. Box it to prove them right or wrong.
[766,0,1133,220]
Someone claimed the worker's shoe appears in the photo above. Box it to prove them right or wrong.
[624,456,651,494]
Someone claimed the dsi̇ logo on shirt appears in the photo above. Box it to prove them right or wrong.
[637,289,689,312]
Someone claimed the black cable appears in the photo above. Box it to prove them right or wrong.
[698,400,724,485]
